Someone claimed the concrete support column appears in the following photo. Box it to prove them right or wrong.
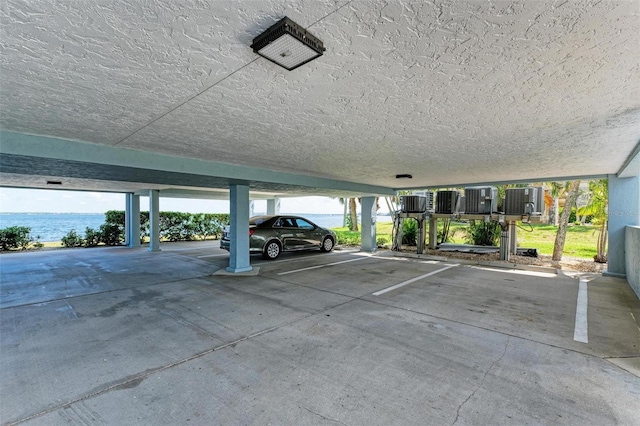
[509,221,517,255]
[227,184,252,273]
[267,198,281,215]
[429,217,438,249]
[417,217,426,254]
[499,223,510,261]
[361,196,377,253]
[148,190,161,252]
[126,193,141,248]
[606,174,640,276]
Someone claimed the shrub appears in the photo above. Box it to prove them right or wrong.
[100,223,124,246]
[465,220,501,246]
[84,227,101,247]
[402,220,418,245]
[437,219,454,244]
[202,214,229,239]
[335,231,360,246]
[61,230,83,248]
[376,236,389,248]
[0,226,34,251]
[104,210,125,226]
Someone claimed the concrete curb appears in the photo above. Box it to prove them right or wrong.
[391,251,560,275]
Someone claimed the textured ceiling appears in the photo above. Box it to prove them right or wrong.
[1,0,639,197]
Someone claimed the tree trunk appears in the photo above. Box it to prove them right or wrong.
[552,196,560,226]
[349,198,359,231]
[552,180,581,261]
[594,220,608,263]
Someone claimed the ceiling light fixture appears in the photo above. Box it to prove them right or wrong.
[46,180,62,185]
[251,17,325,71]
[395,174,413,179]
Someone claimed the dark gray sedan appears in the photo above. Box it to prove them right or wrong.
[220,215,337,260]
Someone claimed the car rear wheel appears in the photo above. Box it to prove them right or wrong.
[320,236,335,252]
[263,240,282,260]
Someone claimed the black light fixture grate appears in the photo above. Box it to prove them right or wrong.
[251,17,325,71]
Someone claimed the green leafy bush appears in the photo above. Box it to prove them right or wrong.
[102,210,229,244]
[376,236,389,248]
[84,227,101,247]
[0,226,35,251]
[61,230,84,248]
[100,223,124,246]
[335,231,360,245]
[101,210,126,245]
[202,214,228,239]
[465,220,501,246]
[402,220,418,245]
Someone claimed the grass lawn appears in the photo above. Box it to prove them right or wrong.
[514,224,599,259]
[333,221,600,260]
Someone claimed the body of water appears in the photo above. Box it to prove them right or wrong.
[0,213,106,242]
[0,213,392,242]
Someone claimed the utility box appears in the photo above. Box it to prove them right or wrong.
[504,187,540,215]
[412,191,435,212]
[435,190,458,214]
[400,195,427,213]
[456,195,466,214]
[464,187,497,214]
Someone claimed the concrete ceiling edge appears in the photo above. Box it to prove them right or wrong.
[0,131,395,197]
[618,140,640,178]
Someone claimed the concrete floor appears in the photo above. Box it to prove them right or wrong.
[1,242,639,425]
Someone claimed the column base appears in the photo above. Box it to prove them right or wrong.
[603,270,626,279]
[225,266,253,273]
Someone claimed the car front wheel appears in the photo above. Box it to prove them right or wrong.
[320,236,335,253]
[263,240,282,260]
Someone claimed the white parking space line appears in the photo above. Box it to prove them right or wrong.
[253,249,360,267]
[197,254,229,258]
[467,265,557,278]
[277,257,370,276]
[373,264,459,296]
[573,277,589,343]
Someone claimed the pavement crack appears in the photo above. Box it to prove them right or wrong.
[302,406,349,426]
[451,336,510,425]
[8,300,354,426]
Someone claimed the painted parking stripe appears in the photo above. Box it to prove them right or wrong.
[253,249,359,267]
[468,265,556,278]
[277,257,370,275]
[373,264,459,296]
[573,277,589,343]
[197,254,229,258]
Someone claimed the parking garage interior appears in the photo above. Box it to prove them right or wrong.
[1,1,640,424]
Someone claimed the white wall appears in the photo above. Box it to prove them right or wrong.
[625,226,640,299]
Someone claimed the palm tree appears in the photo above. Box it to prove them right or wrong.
[577,179,608,263]
[349,198,359,231]
[549,182,565,226]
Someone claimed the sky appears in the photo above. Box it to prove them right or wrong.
[0,187,355,215]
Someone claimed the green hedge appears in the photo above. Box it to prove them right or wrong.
[60,211,230,248]
[0,226,42,251]
[102,210,229,246]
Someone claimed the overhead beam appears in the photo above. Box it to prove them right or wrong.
[618,140,640,178]
[0,131,394,197]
